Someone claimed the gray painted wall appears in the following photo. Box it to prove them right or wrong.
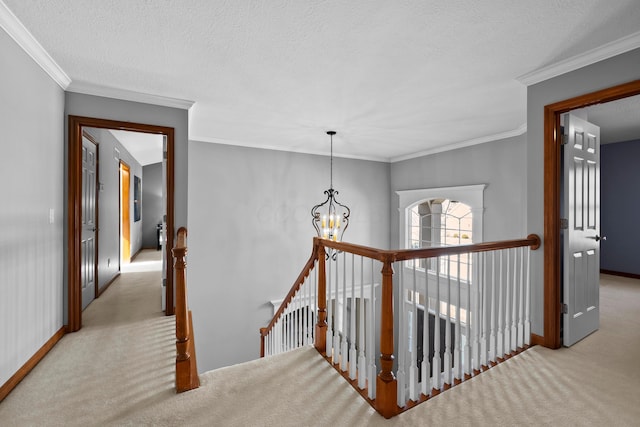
[526,47,640,336]
[600,139,640,275]
[0,29,65,386]
[64,92,189,324]
[187,141,390,371]
[390,134,528,249]
[142,162,163,249]
[84,127,143,289]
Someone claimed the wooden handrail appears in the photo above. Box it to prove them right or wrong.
[316,234,541,263]
[260,244,320,356]
[173,227,200,393]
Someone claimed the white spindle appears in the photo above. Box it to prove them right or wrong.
[524,247,531,345]
[504,249,511,357]
[464,252,473,377]
[497,250,504,360]
[454,255,462,382]
[367,258,376,400]
[333,254,341,365]
[432,257,441,391]
[340,252,348,371]
[489,251,496,364]
[421,255,431,396]
[358,256,366,390]
[517,247,524,348]
[443,255,452,386]
[409,262,419,401]
[511,248,518,352]
[349,254,357,380]
[480,251,488,368]
[473,252,481,372]
[397,264,406,407]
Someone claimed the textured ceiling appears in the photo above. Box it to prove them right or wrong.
[3,1,640,160]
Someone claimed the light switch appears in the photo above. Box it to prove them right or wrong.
[49,208,55,224]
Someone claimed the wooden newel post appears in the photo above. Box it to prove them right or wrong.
[173,228,199,392]
[376,257,398,419]
[315,240,327,355]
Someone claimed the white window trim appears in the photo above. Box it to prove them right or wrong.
[396,184,486,249]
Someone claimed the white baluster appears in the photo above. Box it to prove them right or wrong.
[421,258,431,396]
[480,252,488,368]
[340,252,348,370]
[489,251,496,364]
[497,250,504,360]
[524,247,531,346]
[517,247,524,348]
[349,254,357,380]
[397,264,406,408]
[409,262,419,401]
[294,293,299,349]
[465,252,473,378]
[358,256,366,390]
[454,255,462,382]
[511,248,518,352]
[432,257,441,391]
[443,255,452,386]
[367,259,376,400]
[473,252,482,372]
[326,256,333,359]
[504,249,511,357]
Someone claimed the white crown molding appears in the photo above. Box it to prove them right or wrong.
[67,80,195,110]
[390,123,527,163]
[189,135,389,163]
[0,0,71,89]
[518,31,640,86]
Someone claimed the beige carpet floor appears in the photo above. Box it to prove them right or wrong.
[1,266,639,426]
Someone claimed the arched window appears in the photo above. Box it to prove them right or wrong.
[398,185,485,280]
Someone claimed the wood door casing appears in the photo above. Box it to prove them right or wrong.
[120,161,131,264]
[543,79,640,348]
[67,116,176,332]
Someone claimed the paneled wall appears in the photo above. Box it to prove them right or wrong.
[0,29,65,386]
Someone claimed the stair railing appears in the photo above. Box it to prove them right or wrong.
[172,227,200,393]
[260,244,320,357]
[261,234,540,419]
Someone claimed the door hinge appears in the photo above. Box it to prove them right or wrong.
[561,134,568,145]
[560,218,568,229]
[561,303,568,314]
[163,214,167,223]
[163,151,168,160]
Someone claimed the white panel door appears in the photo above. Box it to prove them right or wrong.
[563,114,600,346]
[81,136,98,310]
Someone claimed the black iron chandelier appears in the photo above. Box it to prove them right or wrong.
[311,131,350,242]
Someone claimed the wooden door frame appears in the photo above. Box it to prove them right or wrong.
[68,115,176,332]
[120,160,131,264]
[543,79,640,348]
[82,131,100,300]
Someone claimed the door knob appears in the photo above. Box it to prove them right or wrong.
[593,235,606,242]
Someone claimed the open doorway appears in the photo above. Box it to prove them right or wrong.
[68,116,176,332]
[120,160,131,264]
[543,79,640,348]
